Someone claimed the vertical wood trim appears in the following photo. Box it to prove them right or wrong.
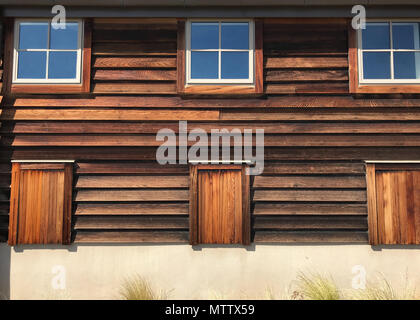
[2,19,13,95]
[177,19,186,95]
[62,163,73,244]
[414,172,420,244]
[242,166,251,245]
[366,163,379,245]
[82,18,92,93]
[405,171,417,244]
[348,20,358,94]
[189,165,198,245]
[8,163,21,246]
[254,19,264,95]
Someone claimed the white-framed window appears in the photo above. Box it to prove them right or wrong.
[186,19,254,85]
[13,19,83,84]
[358,20,420,84]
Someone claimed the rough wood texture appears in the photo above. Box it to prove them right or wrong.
[92,19,176,95]
[74,230,189,243]
[366,164,379,245]
[263,19,348,94]
[198,168,243,244]
[373,169,420,244]
[8,162,73,245]
[1,18,419,245]
[190,165,250,245]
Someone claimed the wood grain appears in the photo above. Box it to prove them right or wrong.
[374,170,420,244]
[8,163,73,245]
[197,169,243,244]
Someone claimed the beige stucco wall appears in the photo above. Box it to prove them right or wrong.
[2,243,420,299]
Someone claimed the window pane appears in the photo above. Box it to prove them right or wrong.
[191,51,218,79]
[48,51,78,79]
[362,52,391,79]
[221,52,249,79]
[50,22,79,50]
[394,52,420,79]
[191,23,219,49]
[362,23,390,49]
[392,23,420,50]
[17,51,46,79]
[221,22,249,50]
[18,22,48,49]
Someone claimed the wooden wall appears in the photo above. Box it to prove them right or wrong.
[92,18,177,95]
[1,18,420,244]
[263,19,349,94]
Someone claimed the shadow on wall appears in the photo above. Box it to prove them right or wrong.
[0,244,10,300]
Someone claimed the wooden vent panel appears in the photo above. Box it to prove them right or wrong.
[198,169,243,244]
[190,165,250,245]
[375,170,420,245]
[8,163,73,245]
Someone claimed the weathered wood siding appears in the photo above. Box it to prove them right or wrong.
[92,18,177,95]
[1,18,420,243]
[263,19,349,94]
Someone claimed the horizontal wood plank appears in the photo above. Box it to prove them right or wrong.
[265,82,348,94]
[74,216,188,230]
[5,134,420,147]
[93,42,176,55]
[5,147,420,162]
[253,190,367,202]
[220,110,420,121]
[253,203,367,215]
[74,230,189,243]
[6,122,420,134]
[0,109,219,121]
[254,231,368,243]
[92,83,176,94]
[7,96,420,109]
[253,175,366,188]
[93,57,176,69]
[76,189,189,202]
[265,69,348,82]
[265,56,348,69]
[76,175,188,188]
[75,202,188,215]
[93,69,176,81]
[93,29,176,43]
[76,162,188,174]
[263,162,365,175]
[254,215,367,230]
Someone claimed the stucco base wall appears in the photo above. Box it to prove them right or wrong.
[3,244,420,299]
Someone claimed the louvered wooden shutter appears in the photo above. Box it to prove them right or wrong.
[9,163,73,245]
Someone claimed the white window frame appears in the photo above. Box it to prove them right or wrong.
[12,19,83,84]
[186,19,254,85]
[358,19,420,84]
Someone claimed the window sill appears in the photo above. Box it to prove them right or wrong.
[351,84,420,94]
[10,83,89,94]
[180,85,260,96]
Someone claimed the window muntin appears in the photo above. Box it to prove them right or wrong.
[358,21,420,84]
[186,20,254,84]
[13,20,83,84]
